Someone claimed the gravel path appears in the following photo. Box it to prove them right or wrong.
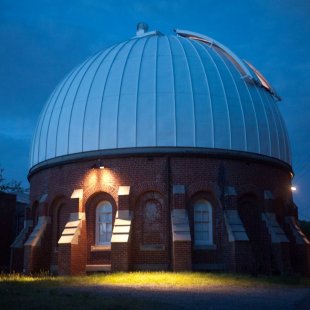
[70,284,310,309]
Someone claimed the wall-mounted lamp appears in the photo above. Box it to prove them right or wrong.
[92,159,105,169]
[291,186,297,192]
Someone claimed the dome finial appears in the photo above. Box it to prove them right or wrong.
[136,22,149,36]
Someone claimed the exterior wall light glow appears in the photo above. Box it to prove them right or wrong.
[291,186,297,191]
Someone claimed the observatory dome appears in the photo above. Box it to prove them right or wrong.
[30,28,291,169]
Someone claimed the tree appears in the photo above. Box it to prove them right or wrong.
[0,167,26,193]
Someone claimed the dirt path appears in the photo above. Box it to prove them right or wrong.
[69,284,310,309]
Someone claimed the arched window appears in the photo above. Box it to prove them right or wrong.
[143,200,162,244]
[96,201,112,245]
[194,200,213,246]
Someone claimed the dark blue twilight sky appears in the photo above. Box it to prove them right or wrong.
[0,0,309,219]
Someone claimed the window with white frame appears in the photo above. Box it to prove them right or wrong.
[194,200,213,246]
[96,201,112,245]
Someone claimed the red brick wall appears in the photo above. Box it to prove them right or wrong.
[27,153,302,274]
[50,198,71,267]
[71,220,87,275]
[238,194,273,274]
[173,241,192,271]
[111,243,130,271]
[58,244,71,275]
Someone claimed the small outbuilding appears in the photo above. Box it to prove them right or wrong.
[0,191,28,272]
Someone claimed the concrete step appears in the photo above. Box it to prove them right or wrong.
[86,264,111,272]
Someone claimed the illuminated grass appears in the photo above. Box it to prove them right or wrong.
[1,272,309,309]
[81,272,310,287]
[83,272,252,287]
[1,272,310,287]
[0,273,49,282]
[0,274,153,310]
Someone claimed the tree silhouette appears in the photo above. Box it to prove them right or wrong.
[0,167,26,193]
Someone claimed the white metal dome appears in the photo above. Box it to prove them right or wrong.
[30,28,291,169]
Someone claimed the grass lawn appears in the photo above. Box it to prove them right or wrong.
[81,271,310,287]
[0,272,309,309]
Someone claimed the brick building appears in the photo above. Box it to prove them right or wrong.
[0,191,28,272]
[11,25,310,275]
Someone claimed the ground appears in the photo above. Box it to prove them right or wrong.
[1,273,309,309]
[60,285,310,309]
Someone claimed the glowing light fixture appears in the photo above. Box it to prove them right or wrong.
[92,159,105,169]
[291,186,297,191]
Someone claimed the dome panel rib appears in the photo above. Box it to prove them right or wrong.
[156,36,176,146]
[44,63,83,161]
[211,48,246,151]
[261,90,280,159]
[254,86,272,157]
[272,101,290,163]
[136,36,157,147]
[32,83,59,166]
[98,41,128,149]
[68,52,106,155]
[175,36,196,146]
[266,90,289,161]
[197,42,231,149]
[169,36,195,147]
[188,40,214,148]
[117,38,142,148]
[134,37,150,147]
[247,84,270,156]
[239,71,261,154]
[181,38,208,148]
[81,46,117,152]
[217,50,247,151]
[53,66,86,158]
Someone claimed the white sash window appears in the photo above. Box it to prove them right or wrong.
[96,201,112,245]
[194,200,213,245]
